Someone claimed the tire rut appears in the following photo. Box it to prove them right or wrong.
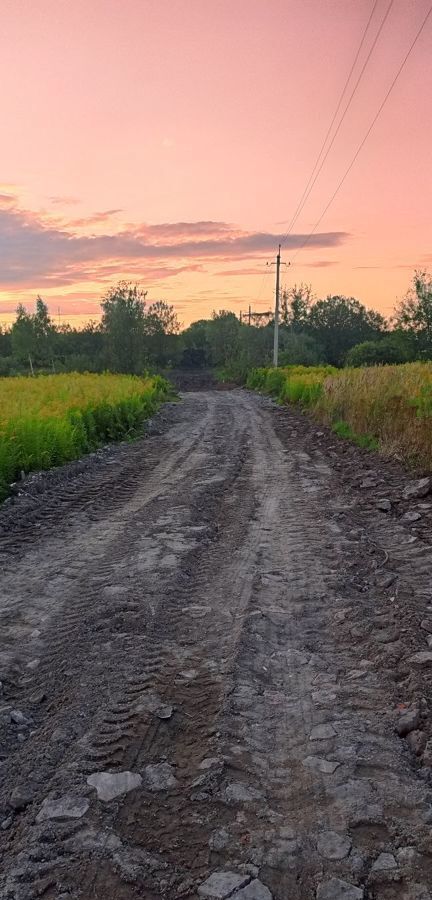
[1,392,432,900]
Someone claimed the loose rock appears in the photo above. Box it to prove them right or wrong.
[36,795,89,822]
[209,828,229,851]
[144,762,178,792]
[303,756,340,775]
[10,709,30,726]
[409,651,432,668]
[235,880,273,900]
[198,871,250,898]
[376,499,392,512]
[156,704,173,719]
[372,853,397,871]
[309,724,337,741]
[422,739,432,767]
[396,708,420,736]
[9,785,34,811]
[402,510,421,523]
[402,477,431,500]
[224,782,262,802]
[317,878,364,899]
[87,771,142,802]
[406,730,426,755]
[317,831,352,860]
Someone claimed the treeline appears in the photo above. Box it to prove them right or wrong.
[0,283,180,376]
[182,270,432,379]
[0,271,431,377]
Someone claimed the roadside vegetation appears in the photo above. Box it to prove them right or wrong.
[246,362,432,469]
[0,373,170,499]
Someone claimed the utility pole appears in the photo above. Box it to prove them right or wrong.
[273,245,281,367]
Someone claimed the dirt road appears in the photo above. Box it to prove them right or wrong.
[1,390,432,900]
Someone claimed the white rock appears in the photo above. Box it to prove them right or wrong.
[409,651,432,668]
[144,762,178,791]
[209,828,229,851]
[402,477,431,500]
[317,831,352,860]
[198,872,250,898]
[310,724,337,741]
[36,795,89,823]
[303,756,340,775]
[372,852,397,871]
[87,771,142,802]
[317,878,364,899]
[236,879,273,899]
[224,782,262,802]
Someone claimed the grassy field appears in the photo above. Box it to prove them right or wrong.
[247,363,432,470]
[0,372,170,499]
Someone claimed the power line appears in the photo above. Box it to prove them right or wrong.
[289,3,432,264]
[281,0,395,247]
[281,0,380,243]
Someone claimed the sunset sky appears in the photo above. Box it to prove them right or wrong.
[0,0,431,328]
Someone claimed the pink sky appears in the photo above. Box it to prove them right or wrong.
[0,0,431,328]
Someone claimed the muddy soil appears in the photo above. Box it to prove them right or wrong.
[1,390,432,900]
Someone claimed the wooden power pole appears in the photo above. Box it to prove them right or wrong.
[273,244,281,367]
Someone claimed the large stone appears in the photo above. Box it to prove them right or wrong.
[303,756,340,775]
[409,651,432,668]
[422,739,432,767]
[317,831,352,860]
[376,499,392,512]
[421,619,432,634]
[402,478,431,500]
[36,795,89,823]
[198,872,250,898]
[224,782,262,803]
[396,708,420,736]
[402,511,421,523]
[87,771,142,802]
[9,785,34,811]
[310,724,337,741]
[209,828,229,851]
[406,730,426,755]
[372,853,397,871]
[144,762,178,792]
[316,878,364,899]
[236,880,273,900]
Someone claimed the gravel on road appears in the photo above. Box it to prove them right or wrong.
[1,390,432,900]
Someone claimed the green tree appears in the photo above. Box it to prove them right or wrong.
[281,283,314,330]
[11,304,36,369]
[279,331,324,366]
[308,295,386,366]
[101,281,147,373]
[394,271,432,355]
[206,311,241,367]
[181,320,211,368]
[33,296,55,365]
[346,332,414,367]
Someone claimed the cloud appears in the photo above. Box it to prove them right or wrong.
[0,200,349,291]
[215,267,268,276]
[68,209,123,228]
[49,195,80,206]
[303,260,337,268]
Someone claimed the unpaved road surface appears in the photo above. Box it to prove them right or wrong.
[1,391,432,900]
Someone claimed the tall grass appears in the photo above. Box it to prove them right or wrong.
[0,373,170,499]
[247,362,432,470]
